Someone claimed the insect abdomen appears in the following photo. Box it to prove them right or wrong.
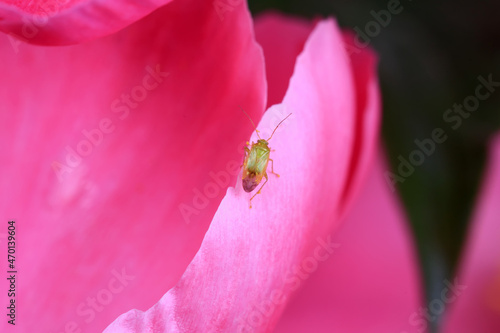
[242,174,259,192]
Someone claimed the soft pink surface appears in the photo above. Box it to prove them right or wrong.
[0,0,265,331]
[0,0,175,45]
[255,13,380,218]
[253,13,313,108]
[274,152,424,333]
[105,15,380,333]
[442,134,500,333]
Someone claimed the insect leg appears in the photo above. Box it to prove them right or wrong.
[268,159,280,178]
[241,146,250,168]
[249,172,269,209]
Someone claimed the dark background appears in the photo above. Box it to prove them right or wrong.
[249,0,500,331]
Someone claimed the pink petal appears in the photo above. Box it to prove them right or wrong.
[255,13,380,218]
[443,134,500,332]
[253,12,314,108]
[274,152,424,332]
[338,31,381,215]
[0,0,174,45]
[0,0,265,331]
[105,16,380,332]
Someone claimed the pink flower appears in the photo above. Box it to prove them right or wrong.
[105,10,380,333]
[3,0,497,332]
[0,1,381,332]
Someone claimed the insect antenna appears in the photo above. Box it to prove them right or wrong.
[266,113,292,141]
[239,106,262,140]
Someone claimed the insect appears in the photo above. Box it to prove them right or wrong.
[240,107,292,208]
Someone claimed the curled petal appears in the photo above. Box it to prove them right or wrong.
[0,0,173,45]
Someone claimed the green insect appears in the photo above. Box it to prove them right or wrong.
[240,108,292,208]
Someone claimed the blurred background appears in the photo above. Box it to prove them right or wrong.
[250,0,500,331]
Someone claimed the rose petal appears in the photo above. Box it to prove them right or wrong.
[275,152,424,332]
[442,134,500,332]
[255,13,380,218]
[0,0,173,45]
[254,12,314,108]
[338,31,380,215]
[105,16,380,332]
[0,0,265,331]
